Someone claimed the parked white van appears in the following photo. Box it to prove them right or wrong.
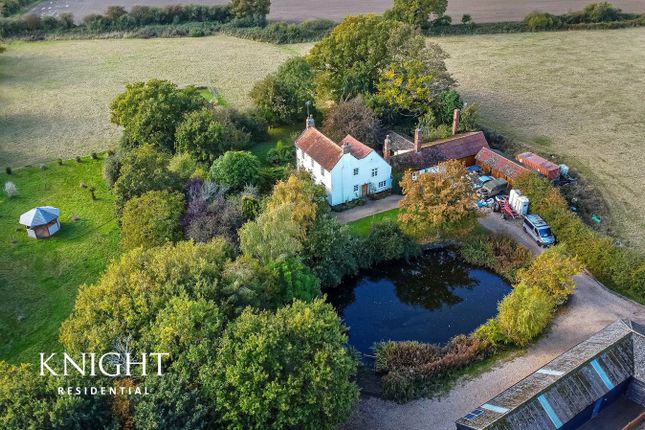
[522,214,556,247]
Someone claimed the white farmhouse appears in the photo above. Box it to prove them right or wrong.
[295,116,392,206]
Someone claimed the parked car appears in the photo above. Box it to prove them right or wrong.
[473,175,494,190]
[478,178,508,198]
[522,214,556,247]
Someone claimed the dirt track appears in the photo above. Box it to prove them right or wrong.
[30,0,645,23]
[338,211,645,430]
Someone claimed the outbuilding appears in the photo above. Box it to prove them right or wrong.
[475,147,529,186]
[19,206,61,239]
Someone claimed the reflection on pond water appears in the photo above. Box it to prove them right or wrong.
[326,249,511,357]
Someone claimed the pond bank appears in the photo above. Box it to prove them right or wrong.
[339,213,645,430]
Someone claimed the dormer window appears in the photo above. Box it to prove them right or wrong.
[353,168,359,175]
[371,168,378,177]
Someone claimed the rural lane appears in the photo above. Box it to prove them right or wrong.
[338,208,645,430]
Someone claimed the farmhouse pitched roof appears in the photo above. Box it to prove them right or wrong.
[428,131,490,160]
[19,206,60,227]
[339,135,373,160]
[295,127,373,171]
[475,147,528,179]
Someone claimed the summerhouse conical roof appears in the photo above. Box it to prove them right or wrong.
[19,206,60,227]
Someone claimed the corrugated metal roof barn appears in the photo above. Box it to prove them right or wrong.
[456,320,645,430]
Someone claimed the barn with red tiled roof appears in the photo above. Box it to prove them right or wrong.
[475,147,529,186]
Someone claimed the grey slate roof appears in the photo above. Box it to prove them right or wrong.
[456,320,645,430]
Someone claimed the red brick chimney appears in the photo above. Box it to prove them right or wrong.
[414,128,422,153]
[452,109,461,136]
[383,134,391,161]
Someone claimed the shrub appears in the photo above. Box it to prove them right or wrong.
[208,151,260,192]
[103,151,122,188]
[4,181,17,198]
[182,179,245,248]
[168,152,199,181]
[4,167,10,175]
[497,282,554,346]
[359,219,421,268]
[375,335,486,402]
[583,2,621,22]
[91,151,99,160]
[57,158,63,165]
[460,234,533,282]
[120,190,185,251]
[516,246,583,304]
[75,156,82,163]
[265,140,295,165]
[39,164,47,170]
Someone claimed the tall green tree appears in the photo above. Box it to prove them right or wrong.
[110,79,206,152]
[385,0,448,28]
[112,144,181,215]
[308,14,396,101]
[175,108,225,163]
[203,299,359,430]
[229,0,270,21]
[60,240,233,353]
[250,57,315,125]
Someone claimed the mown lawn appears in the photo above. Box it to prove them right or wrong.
[0,36,310,168]
[347,209,399,237]
[0,157,120,364]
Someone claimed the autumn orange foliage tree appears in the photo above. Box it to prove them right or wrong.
[398,159,476,239]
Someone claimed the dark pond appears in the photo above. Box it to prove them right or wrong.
[326,249,512,358]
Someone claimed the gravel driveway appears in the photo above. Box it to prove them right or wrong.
[340,211,645,430]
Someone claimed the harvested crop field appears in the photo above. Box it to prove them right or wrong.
[28,0,645,24]
[436,28,645,251]
[0,36,308,167]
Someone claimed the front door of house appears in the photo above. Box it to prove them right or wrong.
[361,184,368,197]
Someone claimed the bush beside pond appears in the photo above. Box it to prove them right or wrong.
[374,336,487,402]
[459,233,533,282]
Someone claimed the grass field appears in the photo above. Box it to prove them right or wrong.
[28,0,645,24]
[0,157,120,364]
[437,28,645,252]
[0,36,309,168]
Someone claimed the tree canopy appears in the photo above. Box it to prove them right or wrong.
[399,159,477,238]
[208,151,261,192]
[250,57,315,125]
[322,98,382,147]
[385,0,448,28]
[120,190,185,251]
[110,79,206,152]
[112,144,181,215]
[203,299,358,430]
